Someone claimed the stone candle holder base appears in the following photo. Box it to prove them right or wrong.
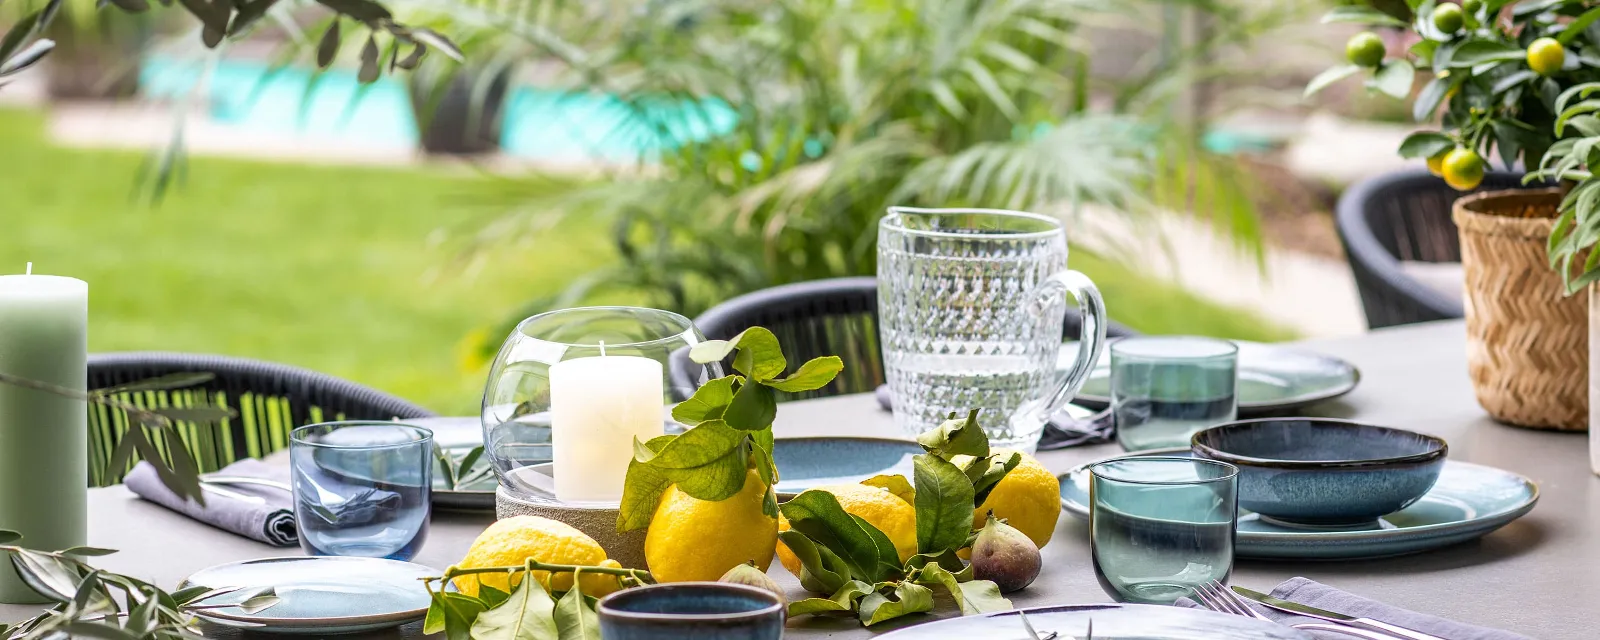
[495,486,649,570]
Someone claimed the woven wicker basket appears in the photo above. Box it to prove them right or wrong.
[1453,188,1588,431]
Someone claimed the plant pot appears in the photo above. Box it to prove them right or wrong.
[1453,188,1588,431]
[407,66,510,156]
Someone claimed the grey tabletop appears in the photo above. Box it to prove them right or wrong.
[4,320,1592,638]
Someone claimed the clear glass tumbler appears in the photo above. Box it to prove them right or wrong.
[877,207,1107,451]
[1111,336,1239,452]
[290,422,433,561]
[1090,457,1238,604]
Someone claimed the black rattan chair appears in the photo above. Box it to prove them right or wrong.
[88,352,435,486]
[1335,169,1531,329]
[691,277,1136,400]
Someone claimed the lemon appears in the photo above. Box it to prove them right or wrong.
[1427,151,1448,177]
[1431,4,1463,34]
[645,469,778,583]
[1441,147,1485,191]
[775,483,917,577]
[970,450,1060,549]
[453,516,625,598]
[1529,37,1565,76]
[1346,32,1385,68]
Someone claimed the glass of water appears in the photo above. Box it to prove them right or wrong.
[290,422,432,561]
[1111,336,1238,451]
[877,207,1108,451]
[1090,457,1238,604]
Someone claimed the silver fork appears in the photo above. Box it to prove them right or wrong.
[1192,581,1401,640]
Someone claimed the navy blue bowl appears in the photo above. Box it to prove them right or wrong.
[597,582,784,640]
[1191,418,1447,525]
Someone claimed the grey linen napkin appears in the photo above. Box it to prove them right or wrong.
[1180,577,1532,640]
[124,459,297,547]
[873,384,1114,449]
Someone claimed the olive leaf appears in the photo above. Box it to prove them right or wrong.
[781,491,902,583]
[858,581,934,626]
[357,34,381,84]
[860,474,914,505]
[469,575,557,640]
[90,373,214,397]
[670,376,736,425]
[788,579,872,616]
[316,20,341,68]
[764,356,844,393]
[916,410,988,459]
[913,453,976,555]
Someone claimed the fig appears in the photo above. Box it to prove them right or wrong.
[719,561,788,607]
[969,514,1041,593]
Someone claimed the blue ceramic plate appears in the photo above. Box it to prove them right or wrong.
[180,557,436,634]
[877,603,1310,639]
[1066,340,1360,416]
[772,437,923,497]
[1059,448,1539,560]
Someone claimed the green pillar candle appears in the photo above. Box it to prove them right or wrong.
[0,270,87,604]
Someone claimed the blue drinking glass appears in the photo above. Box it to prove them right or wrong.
[290,422,433,561]
[1090,457,1238,605]
[1111,336,1238,451]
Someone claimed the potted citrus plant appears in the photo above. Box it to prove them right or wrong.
[1310,0,1596,432]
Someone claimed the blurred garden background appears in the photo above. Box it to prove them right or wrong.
[0,0,1426,415]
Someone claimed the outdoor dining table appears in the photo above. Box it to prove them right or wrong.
[1,319,1592,638]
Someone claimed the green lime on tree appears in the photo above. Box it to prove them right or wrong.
[1347,32,1386,68]
[1528,37,1565,76]
[1462,0,1482,14]
[1432,4,1463,34]
[1441,148,1485,191]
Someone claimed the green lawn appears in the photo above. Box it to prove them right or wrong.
[0,107,1292,415]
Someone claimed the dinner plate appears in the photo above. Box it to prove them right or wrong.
[1064,340,1360,416]
[876,603,1310,639]
[1059,448,1539,560]
[180,556,435,634]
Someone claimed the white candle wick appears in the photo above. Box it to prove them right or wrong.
[24,263,31,275]
[599,340,607,357]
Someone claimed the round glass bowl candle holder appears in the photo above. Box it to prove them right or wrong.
[481,307,721,568]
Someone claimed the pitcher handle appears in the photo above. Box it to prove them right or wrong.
[1034,270,1107,421]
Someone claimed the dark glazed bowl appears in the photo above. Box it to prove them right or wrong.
[1191,418,1447,526]
[597,582,784,640]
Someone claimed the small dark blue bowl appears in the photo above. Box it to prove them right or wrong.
[1191,418,1447,526]
[597,582,784,640]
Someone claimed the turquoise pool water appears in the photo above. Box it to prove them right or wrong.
[140,55,736,161]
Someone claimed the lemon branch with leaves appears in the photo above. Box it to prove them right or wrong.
[615,327,844,532]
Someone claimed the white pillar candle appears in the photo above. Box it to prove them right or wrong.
[0,267,87,604]
[549,353,664,503]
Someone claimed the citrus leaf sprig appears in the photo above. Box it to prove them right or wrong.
[780,411,1018,627]
[616,327,843,532]
[420,561,642,640]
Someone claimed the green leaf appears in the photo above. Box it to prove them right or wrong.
[0,530,20,545]
[59,547,117,557]
[408,27,464,63]
[1369,60,1415,100]
[237,593,283,614]
[781,491,902,583]
[913,454,976,554]
[1397,132,1454,159]
[903,549,971,580]
[723,383,776,430]
[969,451,1022,507]
[1562,8,1600,44]
[1449,40,1526,67]
[396,44,427,71]
[479,584,512,609]
[858,582,934,626]
[315,0,390,22]
[10,550,79,601]
[1491,70,1536,96]
[316,20,340,68]
[617,456,672,532]
[915,410,988,458]
[437,592,488,640]
[659,437,750,502]
[860,475,914,505]
[357,34,380,84]
[788,580,872,617]
[470,574,558,640]
[0,39,51,77]
[1304,65,1362,99]
[913,563,1011,615]
[149,405,234,424]
[645,421,744,469]
[228,0,278,35]
[671,376,736,425]
[690,328,786,381]
[764,356,844,392]
[777,530,850,595]
[1320,5,1408,26]
[91,373,214,396]
[424,592,449,635]
[58,622,141,640]
[554,575,601,640]
[0,10,42,67]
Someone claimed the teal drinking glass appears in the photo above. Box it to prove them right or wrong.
[1090,457,1238,604]
[1111,336,1238,451]
[291,422,432,561]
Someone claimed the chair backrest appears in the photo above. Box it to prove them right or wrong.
[88,352,434,486]
[692,277,1136,400]
[1334,169,1529,329]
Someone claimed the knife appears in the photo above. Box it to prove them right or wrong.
[1232,587,1443,640]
